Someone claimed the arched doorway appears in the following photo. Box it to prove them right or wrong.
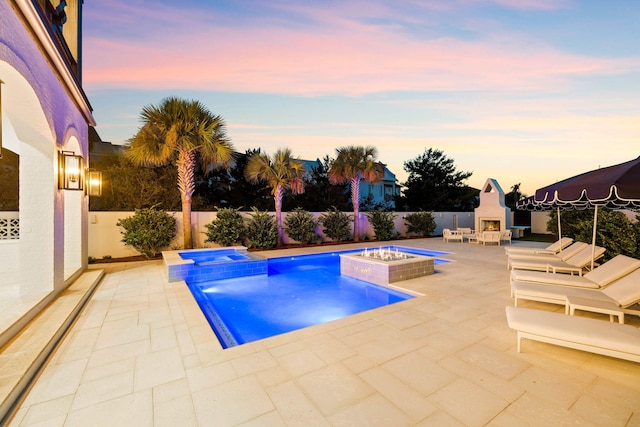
[0,61,57,330]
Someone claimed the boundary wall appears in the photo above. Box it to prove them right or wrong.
[88,211,476,259]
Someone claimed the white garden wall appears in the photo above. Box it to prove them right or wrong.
[88,211,476,259]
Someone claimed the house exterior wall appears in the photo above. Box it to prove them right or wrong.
[0,0,94,341]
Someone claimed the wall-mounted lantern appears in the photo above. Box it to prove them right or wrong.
[86,169,103,196]
[0,79,4,159]
[59,150,84,190]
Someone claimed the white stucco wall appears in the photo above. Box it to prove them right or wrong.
[88,211,476,259]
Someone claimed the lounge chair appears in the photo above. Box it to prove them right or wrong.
[477,231,501,246]
[442,228,463,243]
[511,268,640,322]
[510,254,640,289]
[504,237,573,256]
[500,230,512,245]
[508,245,605,274]
[507,241,587,263]
[505,306,640,363]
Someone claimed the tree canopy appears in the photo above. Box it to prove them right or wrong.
[397,148,477,211]
[126,97,234,248]
[328,145,384,241]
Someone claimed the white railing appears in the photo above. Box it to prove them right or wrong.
[0,212,19,240]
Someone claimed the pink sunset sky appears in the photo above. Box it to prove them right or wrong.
[83,0,640,195]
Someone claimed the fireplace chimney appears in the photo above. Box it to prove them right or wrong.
[474,178,511,232]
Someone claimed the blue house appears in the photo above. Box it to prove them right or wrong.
[300,159,400,209]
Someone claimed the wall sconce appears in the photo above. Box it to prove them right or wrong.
[59,150,84,190]
[86,170,103,197]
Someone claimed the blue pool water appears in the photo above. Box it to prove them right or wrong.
[186,246,449,348]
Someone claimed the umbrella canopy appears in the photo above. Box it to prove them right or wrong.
[529,156,640,209]
[516,156,640,269]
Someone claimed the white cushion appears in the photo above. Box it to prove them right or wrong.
[510,271,600,289]
[601,269,640,307]
[506,306,640,355]
[583,255,640,287]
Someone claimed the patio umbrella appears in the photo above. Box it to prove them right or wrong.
[516,156,640,269]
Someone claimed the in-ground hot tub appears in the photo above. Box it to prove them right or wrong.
[163,247,266,283]
[339,247,435,286]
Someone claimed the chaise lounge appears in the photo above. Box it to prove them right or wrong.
[504,237,573,256]
[510,254,640,289]
[511,268,640,323]
[508,245,605,274]
[506,241,587,264]
[505,306,640,363]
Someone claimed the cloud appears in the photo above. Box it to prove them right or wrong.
[83,1,638,96]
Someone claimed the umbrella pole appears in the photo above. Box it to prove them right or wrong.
[591,206,598,270]
[557,207,562,241]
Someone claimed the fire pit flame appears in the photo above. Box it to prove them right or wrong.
[361,247,412,261]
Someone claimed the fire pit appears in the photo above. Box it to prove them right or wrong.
[339,247,435,286]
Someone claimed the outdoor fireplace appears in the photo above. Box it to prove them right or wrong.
[480,219,501,231]
[475,178,511,233]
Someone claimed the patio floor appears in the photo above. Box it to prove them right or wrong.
[8,238,640,426]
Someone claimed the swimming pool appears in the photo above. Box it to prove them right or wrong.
[186,247,449,348]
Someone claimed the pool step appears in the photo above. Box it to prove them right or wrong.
[0,269,104,424]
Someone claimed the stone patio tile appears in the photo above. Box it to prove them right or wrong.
[455,342,530,380]
[511,365,591,408]
[238,411,286,427]
[150,325,178,351]
[415,410,466,426]
[300,333,357,364]
[381,352,455,396]
[192,376,274,425]
[134,347,185,391]
[185,361,237,393]
[65,390,153,427]
[152,379,198,427]
[71,370,134,411]
[9,395,73,427]
[585,377,640,412]
[276,348,326,377]
[254,365,291,388]
[328,393,414,426]
[21,358,87,406]
[571,392,634,426]
[428,378,509,426]
[504,392,595,426]
[377,310,426,330]
[360,366,437,422]
[94,316,150,351]
[230,350,279,376]
[296,363,375,416]
[267,380,329,426]
[438,356,524,403]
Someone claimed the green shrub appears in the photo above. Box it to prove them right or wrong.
[204,207,246,246]
[547,208,640,261]
[319,207,352,241]
[116,208,176,258]
[284,208,319,244]
[404,211,436,237]
[245,207,278,249]
[366,210,397,241]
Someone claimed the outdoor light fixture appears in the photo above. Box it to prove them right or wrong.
[0,79,4,159]
[86,169,103,196]
[59,150,84,190]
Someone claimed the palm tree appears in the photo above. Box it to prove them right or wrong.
[328,145,384,242]
[126,97,234,249]
[245,148,306,247]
